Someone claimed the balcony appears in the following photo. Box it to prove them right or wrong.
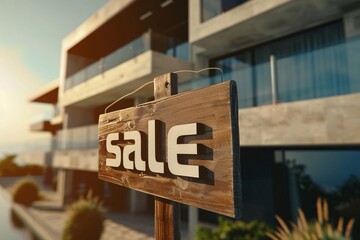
[29,79,63,133]
[30,113,62,134]
[53,125,98,171]
[19,152,51,166]
[50,104,63,126]
[29,78,59,104]
[55,124,97,150]
[30,120,52,132]
[180,32,360,146]
[62,31,192,107]
[18,138,52,166]
[190,0,360,57]
[185,23,360,109]
[238,92,360,146]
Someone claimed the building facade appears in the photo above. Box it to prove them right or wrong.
[24,79,62,185]
[31,0,360,238]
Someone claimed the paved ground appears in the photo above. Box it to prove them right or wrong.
[0,177,190,240]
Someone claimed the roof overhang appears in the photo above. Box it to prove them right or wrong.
[29,79,59,104]
[63,0,188,60]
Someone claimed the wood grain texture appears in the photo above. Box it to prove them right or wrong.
[155,197,180,240]
[154,72,178,99]
[98,77,241,218]
[154,73,180,240]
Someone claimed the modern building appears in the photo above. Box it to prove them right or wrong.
[33,0,360,238]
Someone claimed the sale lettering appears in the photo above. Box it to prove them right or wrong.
[105,120,200,178]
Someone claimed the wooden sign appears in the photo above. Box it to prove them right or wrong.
[98,75,241,218]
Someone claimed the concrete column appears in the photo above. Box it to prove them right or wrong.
[344,9,360,39]
[188,206,198,240]
[191,44,208,71]
[129,190,148,213]
[287,159,300,221]
[57,169,73,206]
[43,135,56,185]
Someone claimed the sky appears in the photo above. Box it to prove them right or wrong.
[0,0,108,155]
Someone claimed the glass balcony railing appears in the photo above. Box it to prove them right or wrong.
[55,124,98,150]
[183,22,360,109]
[179,73,222,93]
[31,112,52,124]
[65,31,189,91]
[21,138,52,152]
[53,104,61,118]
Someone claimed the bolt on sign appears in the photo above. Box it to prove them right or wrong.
[98,73,241,218]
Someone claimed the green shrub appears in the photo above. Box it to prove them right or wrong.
[0,155,25,176]
[0,155,44,177]
[267,198,355,240]
[195,218,272,240]
[12,178,39,205]
[62,192,104,240]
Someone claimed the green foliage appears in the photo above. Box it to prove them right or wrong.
[267,198,355,240]
[0,155,44,177]
[12,178,39,205]
[62,191,104,240]
[195,218,272,240]
[0,155,24,176]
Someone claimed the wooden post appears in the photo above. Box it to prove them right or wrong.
[154,73,180,240]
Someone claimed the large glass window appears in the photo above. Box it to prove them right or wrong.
[201,0,248,22]
[278,150,360,239]
[268,22,348,103]
[216,51,257,107]
[213,21,354,108]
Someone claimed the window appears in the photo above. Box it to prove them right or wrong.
[214,21,350,108]
[201,0,248,22]
[278,150,360,239]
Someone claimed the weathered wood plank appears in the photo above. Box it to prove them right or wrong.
[155,197,180,240]
[154,72,178,99]
[153,73,180,240]
[98,78,241,218]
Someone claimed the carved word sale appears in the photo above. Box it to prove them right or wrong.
[105,120,200,178]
